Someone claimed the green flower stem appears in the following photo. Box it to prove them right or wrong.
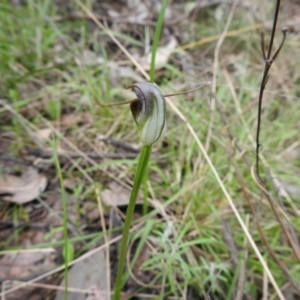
[143,164,149,216]
[113,144,152,300]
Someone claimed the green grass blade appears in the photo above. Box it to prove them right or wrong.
[149,0,169,82]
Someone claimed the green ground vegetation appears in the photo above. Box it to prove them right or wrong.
[1,1,300,299]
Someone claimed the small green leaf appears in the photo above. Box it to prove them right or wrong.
[63,241,74,264]
[47,99,61,120]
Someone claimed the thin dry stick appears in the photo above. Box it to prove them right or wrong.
[177,23,262,51]
[251,165,300,263]
[3,281,105,295]
[134,293,185,300]
[205,0,238,151]
[0,248,55,254]
[262,264,268,300]
[235,215,249,300]
[95,188,111,299]
[255,0,286,179]
[74,2,284,298]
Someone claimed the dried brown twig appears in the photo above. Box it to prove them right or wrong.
[255,0,287,179]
